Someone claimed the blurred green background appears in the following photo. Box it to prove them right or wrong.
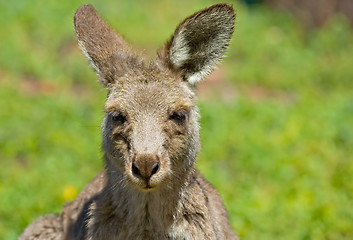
[1,0,353,239]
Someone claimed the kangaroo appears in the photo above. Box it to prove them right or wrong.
[19,3,238,240]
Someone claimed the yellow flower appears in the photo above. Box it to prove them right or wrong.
[62,185,78,201]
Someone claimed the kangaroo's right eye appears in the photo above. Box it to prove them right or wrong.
[169,111,187,124]
[111,113,127,124]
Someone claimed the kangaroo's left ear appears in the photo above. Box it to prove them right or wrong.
[157,4,235,85]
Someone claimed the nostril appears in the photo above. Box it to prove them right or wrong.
[151,162,160,176]
[132,162,141,177]
[132,154,160,180]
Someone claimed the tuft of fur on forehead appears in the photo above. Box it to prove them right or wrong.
[104,65,187,93]
[106,70,195,109]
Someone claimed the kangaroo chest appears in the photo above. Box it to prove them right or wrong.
[86,199,177,240]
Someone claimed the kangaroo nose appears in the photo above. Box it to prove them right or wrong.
[132,154,160,180]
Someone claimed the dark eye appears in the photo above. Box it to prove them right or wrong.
[111,113,127,124]
[169,112,186,123]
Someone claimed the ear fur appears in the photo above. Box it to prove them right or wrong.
[158,4,235,85]
[74,4,143,87]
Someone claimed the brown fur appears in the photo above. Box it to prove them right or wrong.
[19,4,238,240]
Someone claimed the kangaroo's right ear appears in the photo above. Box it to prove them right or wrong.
[74,4,142,87]
[157,4,235,85]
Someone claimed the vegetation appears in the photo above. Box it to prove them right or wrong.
[0,0,352,239]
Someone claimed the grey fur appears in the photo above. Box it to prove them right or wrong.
[19,3,238,240]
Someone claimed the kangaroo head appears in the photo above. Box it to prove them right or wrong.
[74,4,235,191]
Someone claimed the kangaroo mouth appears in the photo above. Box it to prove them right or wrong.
[134,184,156,192]
[141,180,157,191]
[144,184,153,190]
[128,175,158,191]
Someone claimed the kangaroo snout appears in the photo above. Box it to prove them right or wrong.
[132,153,160,180]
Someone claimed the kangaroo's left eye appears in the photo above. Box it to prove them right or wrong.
[169,112,186,124]
[111,113,127,124]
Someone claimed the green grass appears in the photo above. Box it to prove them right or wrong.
[1,0,353,239]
